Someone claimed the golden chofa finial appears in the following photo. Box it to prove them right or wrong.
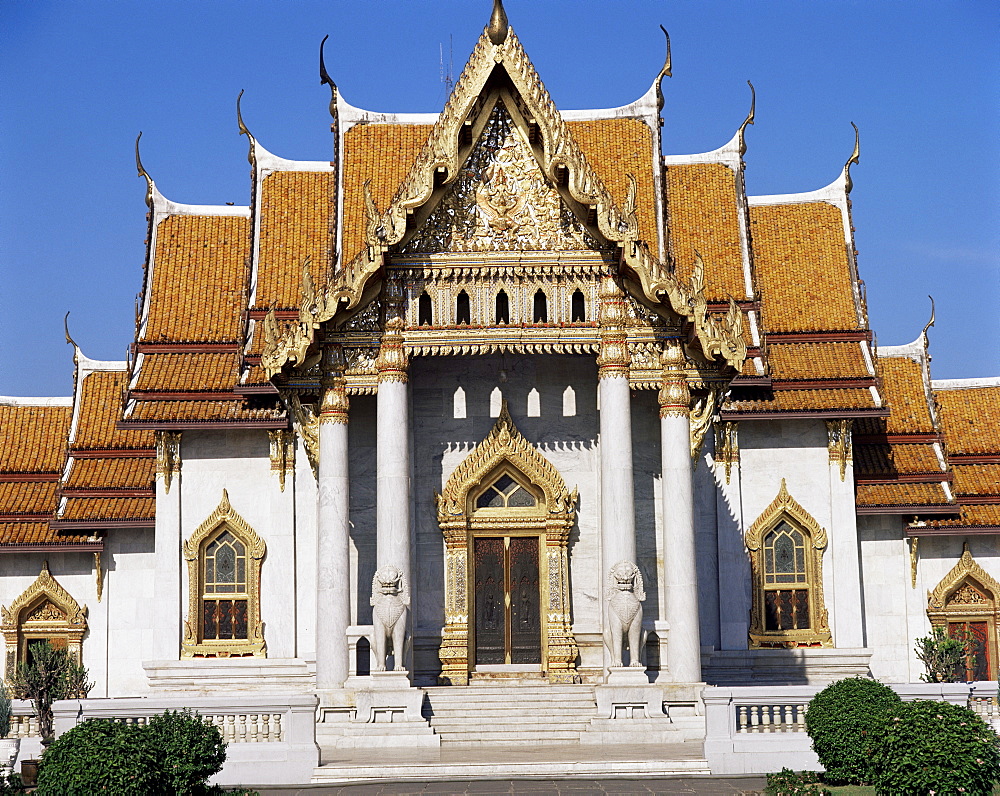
[488,0,509,45]
[738,81,755,157]
[659,25,672,79]
[134,132,154,208]
[236,90,256,168]
[319,34,339,121]
[921,295,936,340]
[844,121,860,194]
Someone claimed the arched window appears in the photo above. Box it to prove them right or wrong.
[533,290,548,323]
[927,543,1000,680]
[475,472,538,510]
[746,480,831,648]
[456,291,471,325]
[495,290,510,324]
[182,491,266,658]
[418,292,433,326]
[571,289,586,322]
[0,562,87,675]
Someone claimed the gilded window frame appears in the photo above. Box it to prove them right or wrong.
[746,479,832,649]
[182,490,266,658]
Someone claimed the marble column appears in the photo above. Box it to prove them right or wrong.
[597,277,636,569]
[375,316,412,618]
[152,432,182,661]
[316,345,351,693]
[659,342,702,683]
[827,420,865,647]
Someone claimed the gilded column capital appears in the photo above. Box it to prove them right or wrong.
[658,341,690,418]
[376,316,409,384]
[597,275,630,379]
[320,344,349,424]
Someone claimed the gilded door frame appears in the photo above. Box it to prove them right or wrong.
[436,403,578,684]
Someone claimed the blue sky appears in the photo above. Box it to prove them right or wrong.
[2,0,997,396]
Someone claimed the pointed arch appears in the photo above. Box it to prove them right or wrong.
[1,561,87,673]
[435,402,578,685]
[181,490,266,658]
[745,479,832,649]
[927,543,1000,680]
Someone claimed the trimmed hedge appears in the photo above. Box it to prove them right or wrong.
[804,677,901,785]
[869,699,1000,795]
[36,710,226,795]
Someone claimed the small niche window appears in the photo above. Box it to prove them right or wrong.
[202,530,249,641]
[495,290,510,324]
[418,292,433,326]
[476,473,537,510]
[571,289,586,322]
[533,290,548,323]
[457,291,471,325]
[762,522,809,631]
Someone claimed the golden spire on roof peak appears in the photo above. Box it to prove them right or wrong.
[63,311,80,367]
[921,295,936,342]
[134,132,154,208]
[319,34,338,122]
[488,0,509,45]
[236,90,256,168]
[659,26,672,79]
[738,81,755,157]
[844,121,860,193]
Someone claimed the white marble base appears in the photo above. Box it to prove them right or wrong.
[595,677,664,720]
[354,672,424,723]
[605,666,650,686]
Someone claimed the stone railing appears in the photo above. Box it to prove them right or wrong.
[704,682,991,775]
[52,694,319,787]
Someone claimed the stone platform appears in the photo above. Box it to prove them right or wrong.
[311,742,710,784]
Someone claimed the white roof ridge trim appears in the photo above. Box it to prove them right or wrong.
[747,170,848,207]
[878,337,927,364]
[254,139,334,176]
[932,377,1000,390]
[0,396,73,406]
[662,128,742,169]
[150,183,250,220]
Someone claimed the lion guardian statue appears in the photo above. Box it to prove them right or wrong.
[604,560,647,668]
[370,565,409,672]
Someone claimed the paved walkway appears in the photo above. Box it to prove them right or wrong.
[257,776,766,795]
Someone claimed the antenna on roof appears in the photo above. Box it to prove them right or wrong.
[440,35,454,94]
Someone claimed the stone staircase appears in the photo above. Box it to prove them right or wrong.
[423,682,598,746]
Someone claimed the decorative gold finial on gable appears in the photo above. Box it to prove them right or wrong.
[236,90,256,169]
[738,81,756,157]
[921,295,935,341]
[659,26,672,78]
[488,0,509,45]
[844,121,860,194]
[319,34,339,122]
[134,132,154,208]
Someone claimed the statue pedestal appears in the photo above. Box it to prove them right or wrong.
[595,667,664,719]
[355,671,423,723]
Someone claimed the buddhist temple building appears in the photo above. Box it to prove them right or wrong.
[1,1,997,779]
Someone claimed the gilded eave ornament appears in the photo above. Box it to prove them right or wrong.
[844,122,860,194]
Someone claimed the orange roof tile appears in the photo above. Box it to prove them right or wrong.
[64,458,154,491]
[856,482,953,508]
[0,522,92,546]
[952,464,1000,496]
[127,400,283,424]
[935,386,1000,455]
[768,342,871,382]
[255,170,335,310]
[854,443,944,477]
[142,215,249,343]
[0,482,57,516]
[134,352,238,392]
[569,119,657,254]
[750,202,861,333]
[0,405,70,473]
[341,123,432,263]
[925,505,1000,529]
[726,387,878,414]
[879,357,936,435]
[74,371,154,450]
[60,497,155,522]
[664,162,746,300]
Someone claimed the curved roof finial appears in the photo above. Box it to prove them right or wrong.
[64,312,79,365]
[134,132,154,208]
[488,0,509,45]
[844,121,860,194]
[738,80,755,157]
[659,25,672,79]
[236,90,256,168]
[319,35,339,121]
[921,295,936,340]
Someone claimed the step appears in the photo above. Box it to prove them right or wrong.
[428,713,593,726]
[438,731,585,745]
[426,709,596,722]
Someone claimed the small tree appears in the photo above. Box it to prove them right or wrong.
[6,642,92,742]
[0,688,12,740]
[915,625,969,683]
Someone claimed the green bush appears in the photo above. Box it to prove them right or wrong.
[37,710,226,795]
[36,718,160,795]
[869,699,1000,795]
[145,710,226,794]
[804,676,901,785]
[914,625,969,683]
[0,771,27,796]
[765,768,831,795]
[0,688,12,739]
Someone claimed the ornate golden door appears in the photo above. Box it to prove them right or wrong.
[473,536,541,665]
[436,405,578,684]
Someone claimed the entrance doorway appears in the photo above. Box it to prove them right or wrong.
[473,536,541,666]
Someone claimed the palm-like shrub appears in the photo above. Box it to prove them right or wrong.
[6,642,92,742]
